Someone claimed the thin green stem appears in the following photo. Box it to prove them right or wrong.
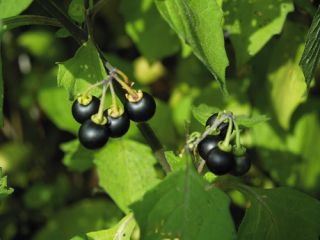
[109,79,119,115]
[233,120,241,148]
[96,82,108,123]
[221,118,233,151]
[83,79,106,96]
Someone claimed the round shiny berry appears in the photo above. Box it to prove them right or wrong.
[206,148,235,175]
[78,119,109,149]
[232,155,251,176]
[197,135,222,159]
[72,96,100,123]
[105,111,130,138]
[206,113,229,137]
[124,92,156,122]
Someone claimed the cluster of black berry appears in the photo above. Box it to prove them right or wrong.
[72,75,156,150]
[197,113,251,176]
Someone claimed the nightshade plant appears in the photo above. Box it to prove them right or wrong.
[0,0,320,240]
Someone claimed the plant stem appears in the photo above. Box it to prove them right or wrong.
[36,0,87,44]
[137,122,171,173]
[109,79,119,115]
[222,118,233,148]
[37,0,170,173]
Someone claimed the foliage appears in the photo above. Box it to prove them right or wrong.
[0,0,320,240]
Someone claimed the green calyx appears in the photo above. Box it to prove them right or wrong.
[91,114,108,125]
[218,141,232,152]
[78,94,92,105]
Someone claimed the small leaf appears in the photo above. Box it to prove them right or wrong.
[68,0,85,23]
[131,169,236,240]
[299,7,320,89]
[224,0,294,66]
[60,140,94,172]
[164,151,186,171]
[155,0,229,94]
[192,104,220,126]
[86,214,136,240]
[0,0,33,19]
[236,185,320,240]
[235,114,270,128]
[57,40,107,99]
[0,168,14,201]
[94,139,160,213]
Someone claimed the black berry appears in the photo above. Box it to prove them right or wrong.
[232,155,251,176]
[124,91,156,122]
[206,113,229,137]
[206,148,235,175]
[197,135,222,159]
[72,96,100,123]
[105,111,130,138]
[78,119,109,149]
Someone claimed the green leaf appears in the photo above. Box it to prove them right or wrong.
[299,7,320,88]
[192,104,220,126]
[235,114,270,128]
[131,169,236,240]
[237,185,320,240]
[57,40,107,99]
[86,214,136,240]
[94,139,160,213]
[155,0,229,94]
[224,0,294,66]
[120,0,180,61]
[60,140,94,172]
[0,168,13,201]
[0,0,33,19]
[34,199,122,240]
[68,0,85,23]
[267,22,307,129]
[164,151,186,171]
[38,70,79,133]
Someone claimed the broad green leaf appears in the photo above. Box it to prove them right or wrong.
[235,114,270,128]
[131,169,236,240]
[224,0,294,66]
[0,0,33,19]
[60,140,94,172]
[237,186,320,240]
[120,0,180,61]
[38,70,79,134]
[155,0,229,94]
[86,214,136,240]
[267,22,307,129]
[94,139,160,213]
[0,168,13,201]
[299,7,320,88]
[68,0,85,23]
[192,104,220,126]
[34,199,122,240]
[164,151,186,171]
[57,40,107,99]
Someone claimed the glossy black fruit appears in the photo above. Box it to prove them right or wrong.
[206,113,229,137]
[78,119,109,149]
[206,148,235,175]
[124,92,156,122]
[197,135,222,159]
[72,96,100,123]
[232,155,251,176]
[105,111,130,138]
